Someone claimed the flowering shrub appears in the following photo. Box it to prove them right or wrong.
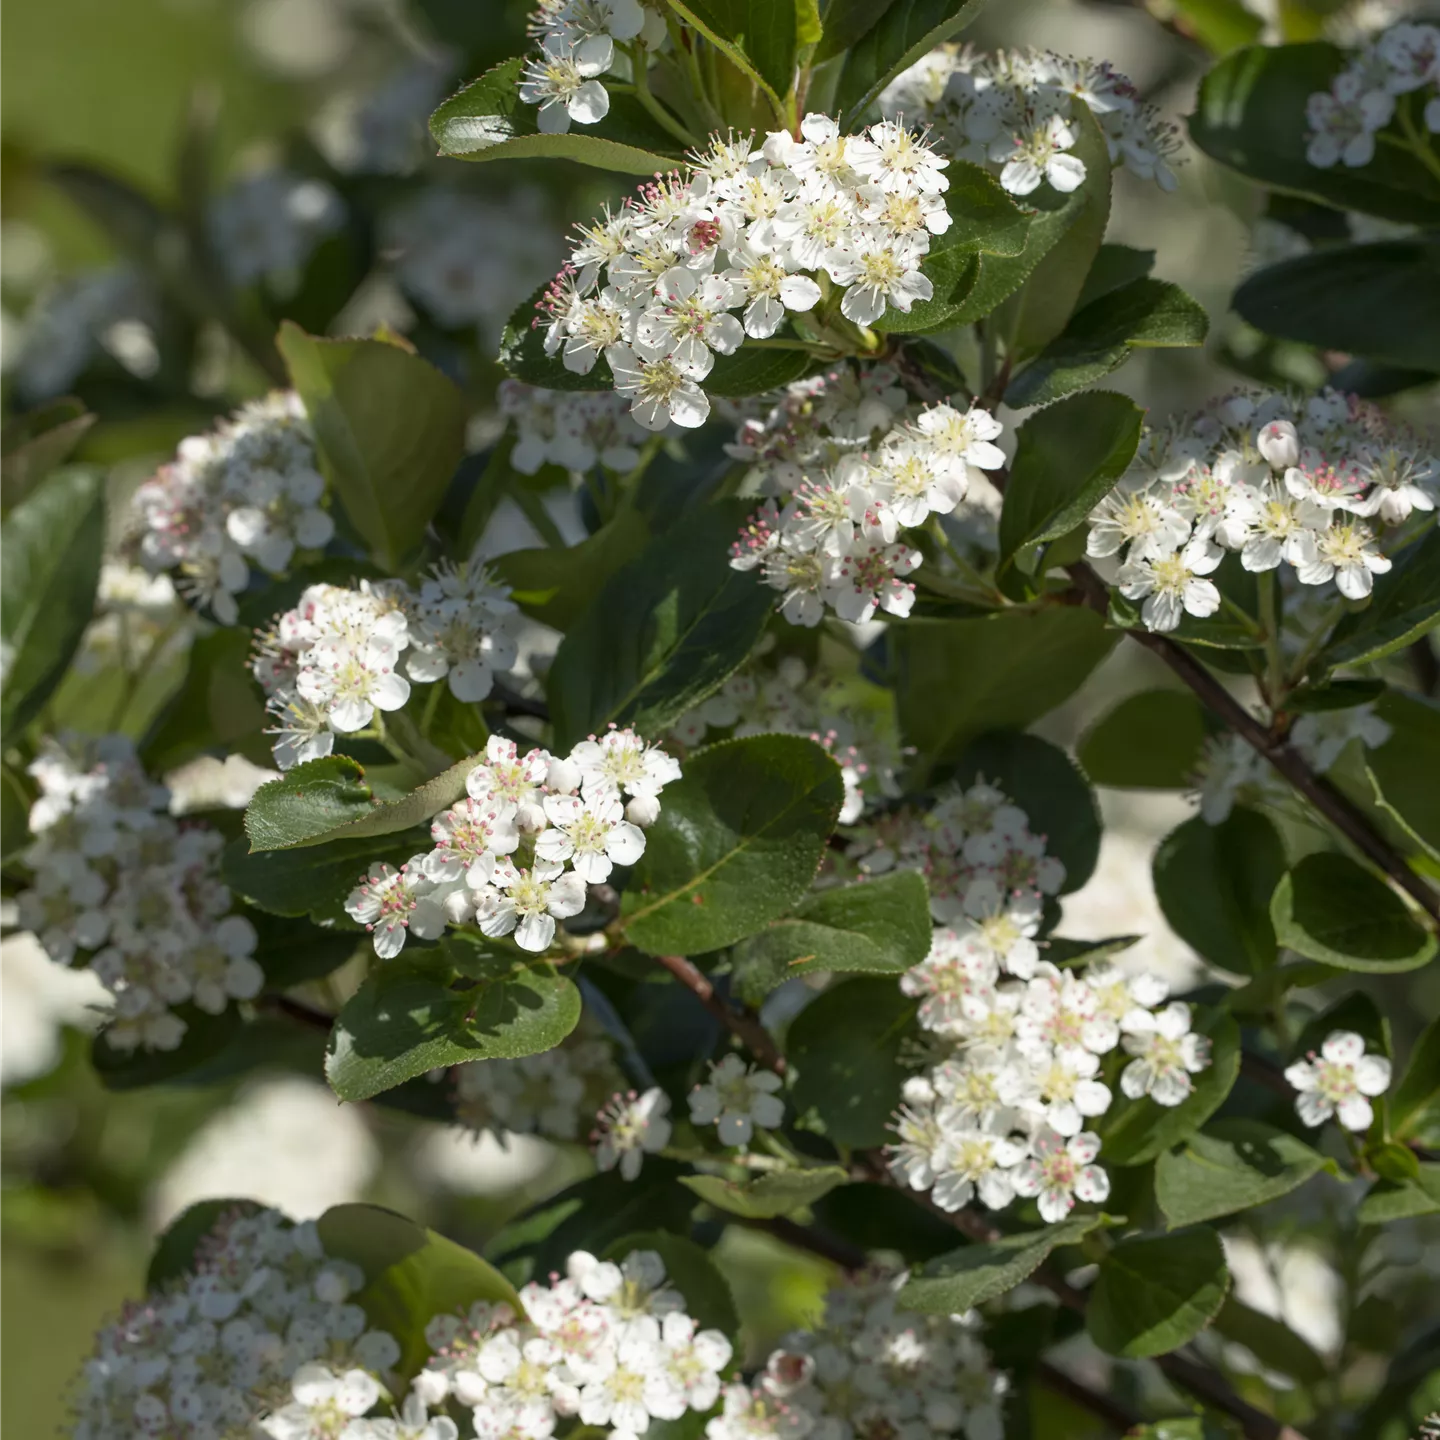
[5,4,1440,1440]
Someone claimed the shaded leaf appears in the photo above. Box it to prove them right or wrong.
[496,510,650,632]
[1367,692,1440,862]
[667,0,797,100]
[836,0,988,125]
[1318,527,1440,669]
[1087,1227,1230,1359]
[680,1166,850,1219]
[1155,1119,1330,1228]
[1392,1015,1440,1141]
[1212,1295,1327,1384]
[1079,690,1208,789]
[1,397,95,512]
[147,1200,263,1289]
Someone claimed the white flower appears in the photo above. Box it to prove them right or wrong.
[1116,538,1223,632]
[519,34,612,133]
[594,1087,673,1180]
[1305,72,1393,168]
[1010,1129,1110,1223]
[635,267,745,378]
[346,858,449,960]
[534,791,646,883]
[1004,1046,1112,1137]
[996,112,1087,195]
[1257,419,1300,470]
[568,727,682,813]
[824,232,934,325]
[606,343,711,431]
[467,736,553,833]
[1120,1002,1211,1106]
[1293,518,1392,599]
[821,539,921,623]
[846,120,950,195]
[1285,1030,1391,1132]
[723,240,822,338]
[478,858,588,953]
[688,1054,785,1146]
[261,1363,381,1439]
[1087,486,1190,561]
[349,1392,460,1440]
[930,1124,1025,1213]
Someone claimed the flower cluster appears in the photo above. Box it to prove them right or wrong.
[344,728,680,957]
[251,564,520,768]
[519,0,665,134]
[880,45,1182,195]
[729,397,1005,626]
[669,649,901,822]
[1195,703,1392,824]
[454,1024,624,1142]
[131,392,334,625]
[16,735,262,1053]
[708,1268,1007,1440]
[209,169,346,290]
[1086,388,1438,633]
[383,187,562,339]
[65,1206,399,1440]
[1286,1029,1392,1132]
[1305,22,1440,168]
[415,1247,731,1438]
[539,115,953,432]
[499,378,648,475]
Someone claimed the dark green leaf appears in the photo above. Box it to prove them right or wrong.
[1005,279,1209,408]
[548,502,775,748]
[1074,244,1157,309]
[1099,1012,1241,1166]
[891,608,1116,773]
[1270,852,1437,973]
[680,1165,849,1219]
[1318,527,1440,669]
[1,397,95,512]
[704,345,816,397]
[318,1202,522,1378]
[277,323,468,571]
[1153,810,1286,977]
[1357,1165,1440,1223]
[1392,1016,1440,1141]
[998,390,1144,568]
[814,0,898,62]
[602,1230,740,1337]
[325,948,581,1101]
[1169,0,1264,53]
[250,911,361,988]
[668,0,797,100]
[1368,1139,1421,1183]
[430,56,685,172]
[92,1006,244,1091]
[622,734,843,954]
[1234,239,1440,371]
[496,511,650,632]
[952,732,1101,894]
[1155,1119,1330,1228]
[1079,690,1208,789]
[1,761,34,859]
[835,0,987,125]
[1087,1227,1230,1359]
[1367,692,1440,862]
[142,628,269,774]
[731,870,933,999]
[899,1215,1105,1313]
[787,977,914,1147]
[147,1200,263,1289]
[1190,43,1440,225]
[1211,1295,1327,1384]
[0,468,105,734]
[1044,935,1141,968]
[1284,677,1386,712]
[1293,989,1391,1064]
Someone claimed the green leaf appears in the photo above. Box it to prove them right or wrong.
[899,1215,1105,1314]
[667,0,797,101]
[325,947,582,1102]
[835,0,988,126]
[1087,1227,1230,1359]
[547,502,775,749]
[1153,810,1286,977]
[147,1201,264,1289]
[621,734,844,955]
[1293,989,1391,1064]
[1368,692,1440,862]
[244,754,482,853]
[891,608,1116,773]
[92,1007,244,1092]
[430,56,685,173]
[1098,1011,1241,1166]
[602,1230,740,1338]
[681,1165,850,1219]
[251,912,361,989]
[998,390,1144,569]
[1044,935,1141,968]
[223,830,430,928]
[1357,1165,1440,1223]
[1212,1296,1326,1384]
[730,870,933,999]
[1079,690,1209,789]
[0,468,105,734]
[999,104,1113,360]
[1169,0,1264,53]
[318,1202,522,1379]
[1270,852,1437,973]
[1284,676,1386,712]
[1155,1119,1330,1229]
[787,977,914,1147]
[814,0,897,62]
[1319,527,1440,670]
[496,511,651,632]
[704,345,816,397]
[952,732,1101,894]
[1,761,34,859]
[1392,1015,1440,1141]
[142,628,269,773]
[1189,43,1440,225]
[1234,239,1440,372]
[1004,279,1209,408]
[1,397,96,512]
[277,322,467,571]
[1074,244,1156,309]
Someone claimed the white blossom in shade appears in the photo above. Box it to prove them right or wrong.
[1116,537,1223,632]
[1305,69,1395,167]
[519,33,612,132]
[594,1087,674,1180]
[953,879,1044,979]
[1354,443,1439,524]
[500,380,647,472]
[606,343,711,430]
[1010,1129,1110,1223]
[1293,517,1393,599]
[345,857,450,960]
[1120,1001,1212,1106]
[347,1391,459,1440]
[997,111,1088,195]
[822,539,921,623]
[1004,1046,1112,1138]
[688,1053,786,1146]
[261,1363,381,1439]
[1291,702,1392,773]
[209,170,345,289]
[478,858,588,953]
[1285,1029,1392,1132]
[534,791,646,883]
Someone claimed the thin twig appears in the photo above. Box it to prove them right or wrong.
[261,994,334,1031]
[652,954,788,1074]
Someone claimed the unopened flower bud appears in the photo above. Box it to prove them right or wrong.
[1257,419,1299,469]
[625,793,661,828]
